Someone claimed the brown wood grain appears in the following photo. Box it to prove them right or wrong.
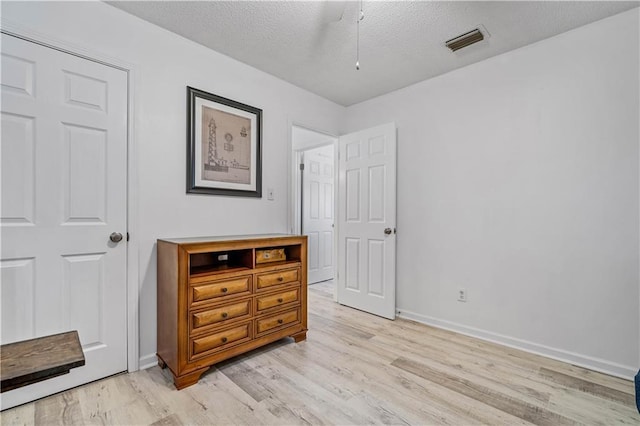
[191,322,251,355]
[256,268,299,289]
[256,288,299,312]
[150,413,183,426]
[191,276,251,303]
[309,312,375,340]
[156,241,179,376]
[391,356,578,426]
[1,331,85,392]
[256,308,300,335]
[191,300,251,331]
[156,234,308,389]
[539,366,635,406]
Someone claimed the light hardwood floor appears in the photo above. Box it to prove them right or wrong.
[2,280,638,425]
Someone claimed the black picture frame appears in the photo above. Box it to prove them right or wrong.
[187,86,262,197]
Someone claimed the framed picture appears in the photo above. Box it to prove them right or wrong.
[187,86,262,197]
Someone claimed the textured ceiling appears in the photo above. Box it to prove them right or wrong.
[107,1,639,106]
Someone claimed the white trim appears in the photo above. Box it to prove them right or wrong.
[139,353,159,370]
[0,18,134,72]
[126,65,140,373]
[289,122,339,301]
[397,309,637,381]
[287,121,295,235]
[1,18,141,372]
[332,137,339,303]
[293,150,304,235]
[637,6,640,372]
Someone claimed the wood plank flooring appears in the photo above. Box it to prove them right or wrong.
[1,280,638,425]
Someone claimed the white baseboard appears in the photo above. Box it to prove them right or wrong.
[397,309,636,381]
[139,353,159,370]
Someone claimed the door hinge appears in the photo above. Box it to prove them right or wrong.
[126,232,130,242]
[300,163,304,171]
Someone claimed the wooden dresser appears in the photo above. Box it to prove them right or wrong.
[156,234,308,389]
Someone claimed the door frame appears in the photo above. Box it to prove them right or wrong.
[288,123,338,235]
[288,123,339,294]
[1,20,141,371]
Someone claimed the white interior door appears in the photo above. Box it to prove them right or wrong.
[337,123,396,319]
[0,34,128,409]
[302,145,334,284]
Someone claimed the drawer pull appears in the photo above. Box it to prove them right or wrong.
[277,298,284,303]
[221,287,228,293]
[277,277,284,282]
[277,319,284,324]
[221,337,227,343]
[221,312,228,318]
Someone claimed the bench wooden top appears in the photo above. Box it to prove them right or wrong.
[1,331,85,393]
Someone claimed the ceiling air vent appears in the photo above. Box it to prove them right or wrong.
[445,29,485,52]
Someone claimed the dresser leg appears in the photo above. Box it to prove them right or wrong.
[157,355,167,369]
[292,330,307,343]
[173,367,209,390]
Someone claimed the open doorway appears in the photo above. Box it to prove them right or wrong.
[291,125,337,285]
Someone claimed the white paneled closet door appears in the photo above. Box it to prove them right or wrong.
[337,123,397,319]
[0,34,128,409]
[302,145,335,284]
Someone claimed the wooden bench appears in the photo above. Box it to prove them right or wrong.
[1,331,85,393]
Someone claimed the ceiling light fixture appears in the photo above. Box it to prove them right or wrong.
[356,0,364,70]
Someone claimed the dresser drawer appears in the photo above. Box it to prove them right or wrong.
[256,308,300,335]
[191,299,251,333]
[191,276,251,304]
[256,288,299,313]
[256,268,299,290]
[191,322,251,357]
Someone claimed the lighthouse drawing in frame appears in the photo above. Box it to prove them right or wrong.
[202,107,250,181]
[187,86,262,197]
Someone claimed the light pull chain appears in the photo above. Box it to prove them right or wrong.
[356,0,364,70]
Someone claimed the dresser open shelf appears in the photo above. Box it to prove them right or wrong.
[156,234,308,389]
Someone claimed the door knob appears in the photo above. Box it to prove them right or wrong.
[110,232,123,243]
[384,228,392,235]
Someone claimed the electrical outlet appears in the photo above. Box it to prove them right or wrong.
[457,288,467,302]
[267,188,274,200]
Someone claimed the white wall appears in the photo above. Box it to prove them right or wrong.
[1,1,345,366]
[345,9,639,378]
